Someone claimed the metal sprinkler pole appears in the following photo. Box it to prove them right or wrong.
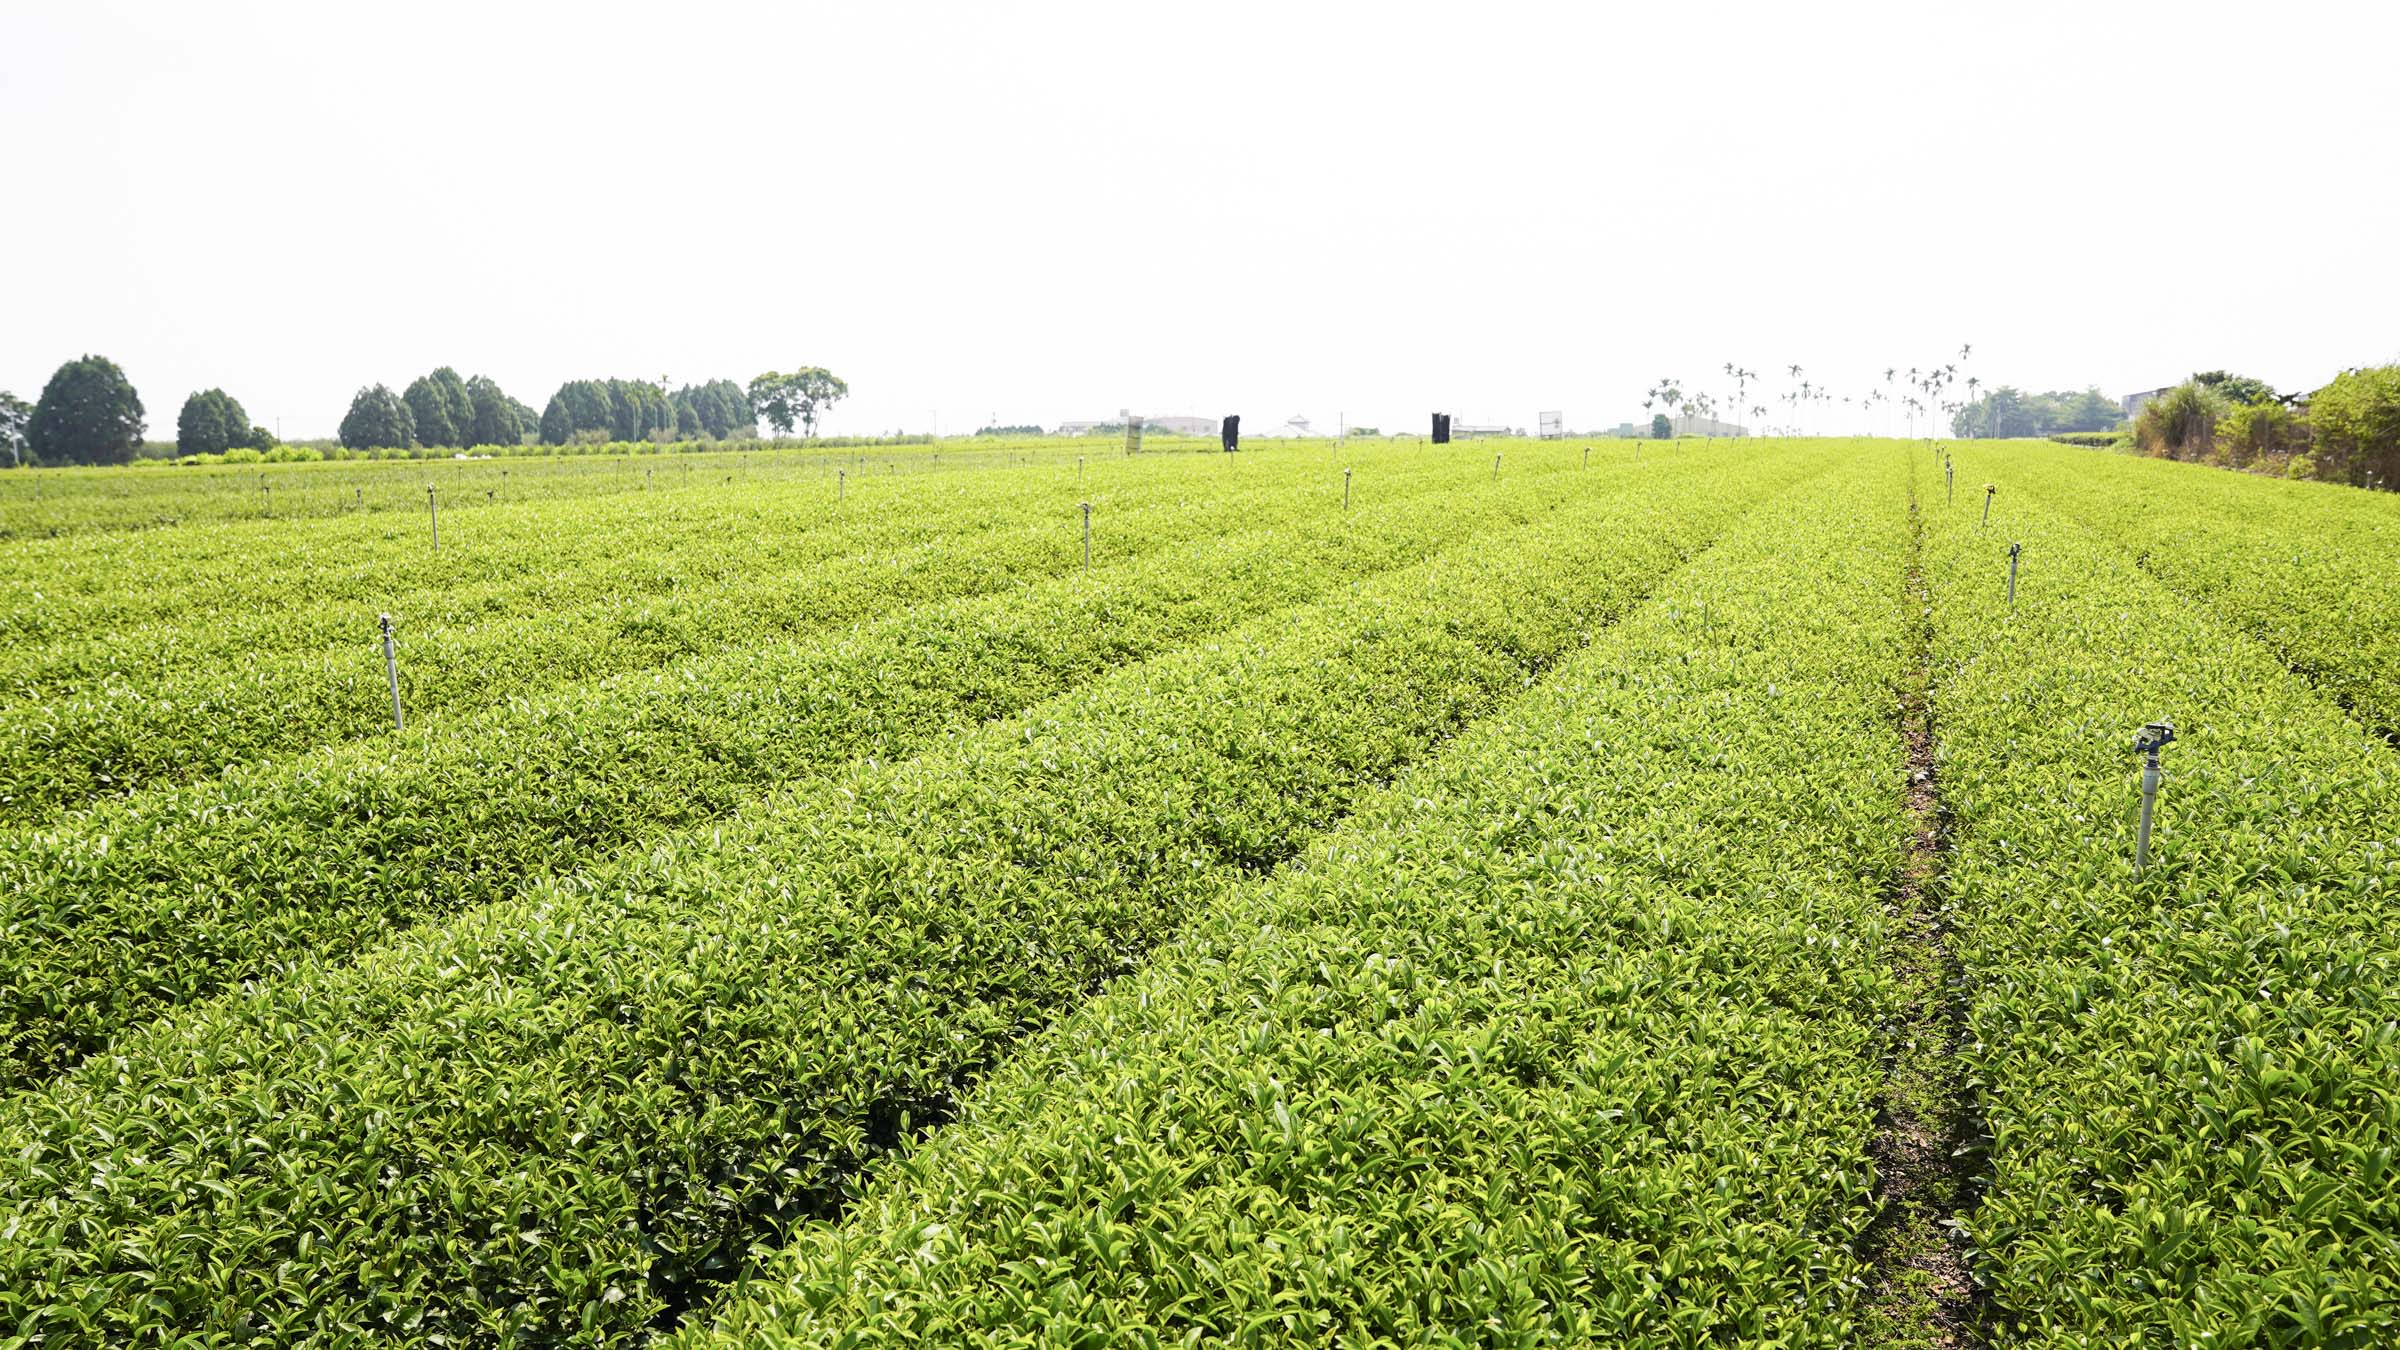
[1493,452,1501,481]
[426,486,439,550]
[1945,459,1954,506]
[1080,501,1092,570]
[1343,467,1352,511]
[379,613,404,731]
[2007,542,2022,607]
[1982,484,1995,528]
[2133,721,2175,874]
[838,469,845,504]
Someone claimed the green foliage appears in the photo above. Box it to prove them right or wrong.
[0,447,1664,1065]
[4,438,2391,1345]
[674,379,755,439]
[465,374,523,446]
[1651,412,1672,438]
[539,393,573,444]
[0,444,1818,1346]
[691,467,1909,1348]
[2214,398,2302,468]
[2304,364,2400,489]
[2048,431,2127,448]
[975,424,1045,436]
[2133,380,2229,460]
[539,377,746,444]
[0,441,1804,1335]
[1923,444,2400,1341]
[173,388,254,457]
[1951,385,2120,437]
[431,366,474,444]
[2193,369,2278,406]
[27,354,144,465]
[338,383,416,450]
[751,367,850,437]
[403,374,459,446]
[404,370,519,447]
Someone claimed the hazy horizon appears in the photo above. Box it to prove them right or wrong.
[6,0,2395,441]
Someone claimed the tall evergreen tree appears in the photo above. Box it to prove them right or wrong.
[175,389,251,457]
[429,368,474,446]
[403,376,459,447]
[540,395,574,446]
[465,375,523,446]
[339,385,416,451]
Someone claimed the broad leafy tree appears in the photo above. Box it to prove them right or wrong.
[27,355,144,465]
[2194,370,2278,407]
[748,367,849,437]
[339,384,417,451]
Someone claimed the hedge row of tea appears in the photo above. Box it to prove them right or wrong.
[0,441,1732,1088]
[1979,440,2400,745]
[0,436,1115,540]
[0,444,1828,1343]
[685,464,1915,1346]
[1,437,2392,1345]
[0,447,1491,822]
[1920,456,2400,1342]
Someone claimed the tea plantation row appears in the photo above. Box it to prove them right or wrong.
[0,437,2391,1346]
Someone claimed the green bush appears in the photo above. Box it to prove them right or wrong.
[2133,381,2228,460]
[2305,364,2400,488]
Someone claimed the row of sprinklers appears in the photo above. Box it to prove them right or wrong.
[1927,437,2178,880]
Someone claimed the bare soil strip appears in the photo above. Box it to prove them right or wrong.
[1860,490,1984,1347]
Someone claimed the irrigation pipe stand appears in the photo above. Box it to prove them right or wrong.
[2133,720,2175,874]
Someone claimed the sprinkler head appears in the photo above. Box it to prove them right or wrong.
[2132,721,2176,755]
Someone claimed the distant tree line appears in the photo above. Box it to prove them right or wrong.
[1949,387,2121,438]
[538,379,756,445]
[0,354,850,465]
[975,424,1046,437]
[339,368,532,451]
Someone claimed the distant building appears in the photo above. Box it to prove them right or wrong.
[2121,387,2173,420]
[1055,414,1218,437]
[1606,415,1749,437]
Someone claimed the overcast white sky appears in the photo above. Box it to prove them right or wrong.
[5,0,2396,440]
